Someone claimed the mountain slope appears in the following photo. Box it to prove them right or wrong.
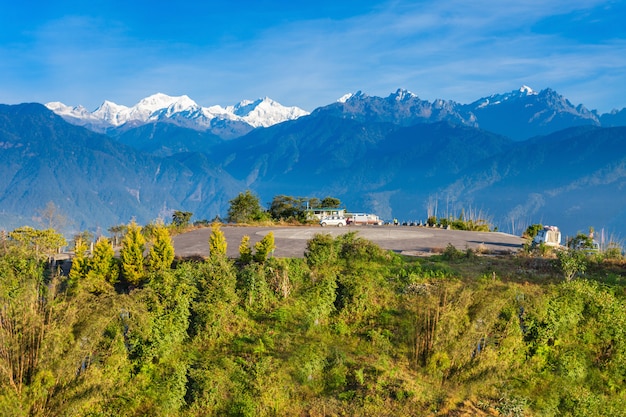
[441,126,626,235]
[212,113,513,219]
[111,123,223,157]
[0,104,241,231]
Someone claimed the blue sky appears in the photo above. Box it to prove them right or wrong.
[1,0,625,112]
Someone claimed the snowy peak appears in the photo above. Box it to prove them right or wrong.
[46,94,309,134]
[92,100,130,125]
[137,93,198,115]
[388,88,418,101]
[472,85,541,108]
[337,90,367,103]
[518,85,536,95]
[229,97,309,128]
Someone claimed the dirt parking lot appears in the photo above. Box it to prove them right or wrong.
[172,225,525,259]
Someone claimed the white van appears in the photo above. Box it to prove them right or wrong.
[320,216,347,227]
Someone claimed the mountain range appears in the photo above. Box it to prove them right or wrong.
[1,86,625,239]
[46,94,309,139]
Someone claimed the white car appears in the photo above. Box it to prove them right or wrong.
[319,216,347,227]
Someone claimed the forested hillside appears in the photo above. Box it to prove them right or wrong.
[1,224,625,416]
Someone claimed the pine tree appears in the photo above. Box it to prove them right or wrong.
[147,223,175,272]
[238,235,252,264]
[208,222,227,257]
[90,236,117,284]
[69,238,89,287]
[253,232,275,263]
[120,221,146,286]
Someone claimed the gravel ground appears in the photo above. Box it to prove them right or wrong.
[172,225,525,259]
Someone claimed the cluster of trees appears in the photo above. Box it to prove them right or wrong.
[227,190,343,224]
[1,220,625,416]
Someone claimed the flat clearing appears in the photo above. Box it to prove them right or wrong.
[172,225,525,258]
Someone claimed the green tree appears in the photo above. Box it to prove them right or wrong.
[147,223,175,272]
[208,222,228,258]
[172,210,193,228]
[556,248,587,281]
[228,190,267,223]
[68,237,89,286]
[268,195,307,221]
[8,226,67,259]
[523,223,543,239]
[90,236,118,284]
[567,232,595,251]
[120,221,146,286]
[238,235,252,264]
[254,232,276,263]
[320,196,342,208]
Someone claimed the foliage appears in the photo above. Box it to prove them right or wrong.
[268,195,308,221]
[523,223,544,239]
[172,210,193,228]
[428,210,492,231]
[567,232,596,251]
[8,226,67,259]
[238,235,252,264]
[208,222,227,258]
[320,196,342,208]
[253,232,275,263]
[69,237,89,285]
[556,248,588,281]
[120,220,146,286]
[90,236,118,285]
[227,190,269,223]
[147,222,175,272]
[1,225,626,416]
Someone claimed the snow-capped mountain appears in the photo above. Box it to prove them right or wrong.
[460,87,601,139]
[471,85,537,109]
[324,86,605,140]
[46,93,309,136]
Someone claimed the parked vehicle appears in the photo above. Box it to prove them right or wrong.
[532,225,562,247]
[320,216,347,227]
[346,213,384,226]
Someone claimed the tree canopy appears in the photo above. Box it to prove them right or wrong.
[227,190,267,223]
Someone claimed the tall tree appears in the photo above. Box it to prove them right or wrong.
[208,223,227,258]
[90,236,118,284]
[268,195,307,221]
[147,223,175,272]
[68,238,89,287]
[35,201,69,231]
[320,196,342,208]
[227,190,267,223]
[120,221,146,286]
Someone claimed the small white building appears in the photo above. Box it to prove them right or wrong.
[307,208,346,220]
